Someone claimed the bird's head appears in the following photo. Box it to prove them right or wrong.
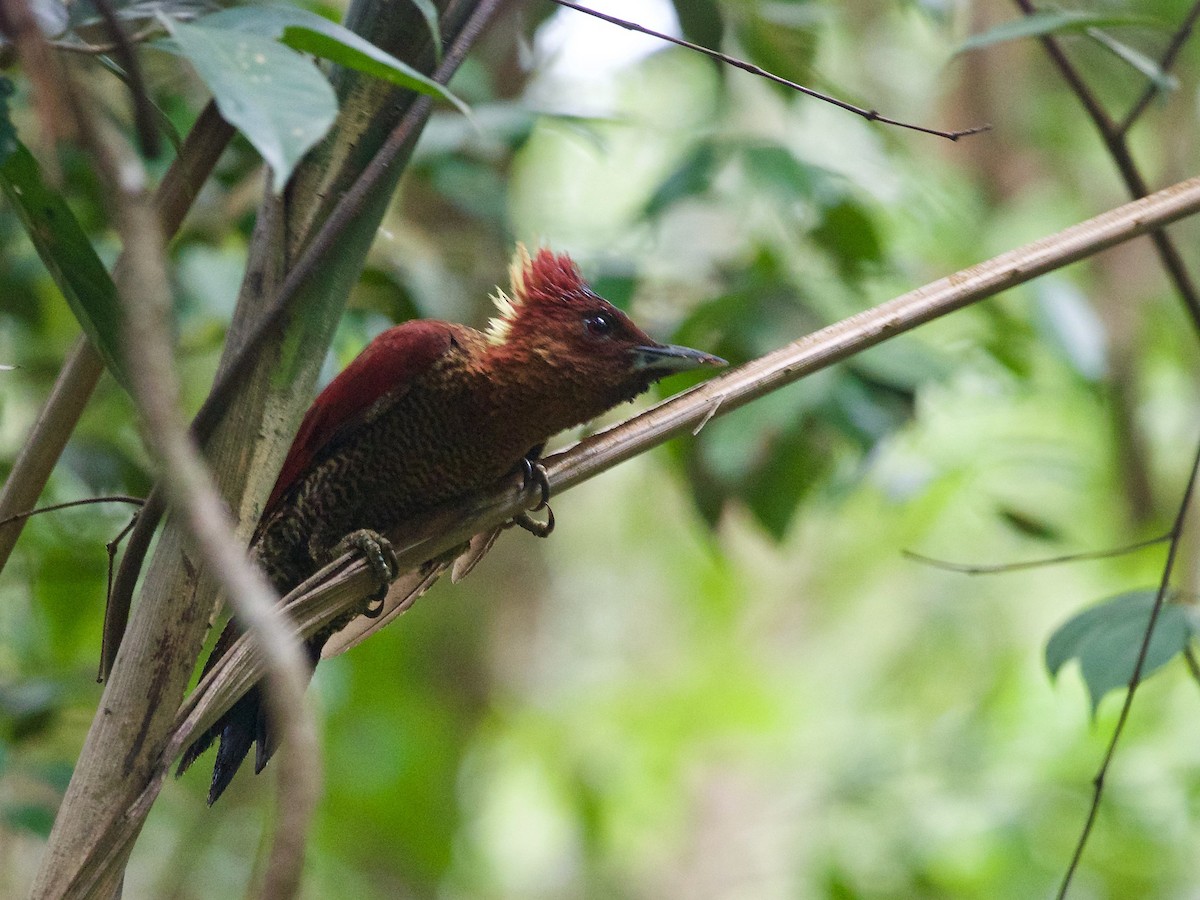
[486,246,724,411]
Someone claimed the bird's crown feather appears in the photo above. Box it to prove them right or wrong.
[487,244,587,344]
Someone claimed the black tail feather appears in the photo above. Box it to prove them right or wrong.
[177,619,323,803]
[206,690,262,804]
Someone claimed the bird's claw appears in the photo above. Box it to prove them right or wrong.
[334,529,398,612]
[513,507,555,538]
[515,458,554,537]
[521,457,552,511]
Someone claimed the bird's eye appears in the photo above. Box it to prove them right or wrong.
[584,312,614,337]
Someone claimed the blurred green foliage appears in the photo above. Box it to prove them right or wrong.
[4,0,1200,897]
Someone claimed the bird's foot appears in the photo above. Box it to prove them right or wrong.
[522,457,552,511]
[333,529,398,616]
[512,458,554,538]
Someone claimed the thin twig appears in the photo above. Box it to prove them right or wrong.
[1012,0,1200,334]
[1117,0,1200,136]
[105,513,139,634]
[49,24,159,56]
[548,0,990,141]
[1056,437,1200,899]
[88,0,159,157]
[903,535,1169,575]
[0,494,144,529]
[0,339,104,572]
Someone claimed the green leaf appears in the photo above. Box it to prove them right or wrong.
[643,143,720,217]
[733,6,819,93]
[672,0,723,50]
[1045,590,1195,713]
[811,199,883,278]
[959,10,1163,53]
[996,506,1062,542]
[741,144,824,199]
[2,803,56,838]
[408,0,442,62]
[826,368,915,450]
[742,420,833,539]
[200,6,468,117]
[1085,27,1177,92]
[0,140,130,390]
[165,16,338,192]
[0,680,60,742]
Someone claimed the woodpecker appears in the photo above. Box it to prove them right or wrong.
[178,246,724,803]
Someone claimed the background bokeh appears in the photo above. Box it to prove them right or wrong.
[4,0,1200,896]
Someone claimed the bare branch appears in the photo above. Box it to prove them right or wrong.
[0,495,144,529]
[49,24,160,56]
[1184,646,1200,688]
[1056,437,1200,900]
[902,535,1170,575]
[548,0,990,141]
[1117,0,1200,136]
[89,0,160,156]
[1012,0,1200,335]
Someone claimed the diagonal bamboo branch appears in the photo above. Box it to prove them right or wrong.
[142,169,1200,819]
[64,169,1200,900]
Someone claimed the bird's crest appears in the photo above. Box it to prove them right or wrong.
[487,244,587,344]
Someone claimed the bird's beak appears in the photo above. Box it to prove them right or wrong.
[630,343,727,377]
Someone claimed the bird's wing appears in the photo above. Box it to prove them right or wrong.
[265,321,457,512]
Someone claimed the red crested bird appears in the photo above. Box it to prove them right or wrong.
[177,246,725,803]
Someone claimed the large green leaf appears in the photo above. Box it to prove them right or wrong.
[199,5,468,116]
[959,10,1163,53]
[1046,590,1195,713]
[0,140,129,389]
[166,17,338,192]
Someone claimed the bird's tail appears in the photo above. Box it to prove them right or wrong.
[176,619,317,805]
